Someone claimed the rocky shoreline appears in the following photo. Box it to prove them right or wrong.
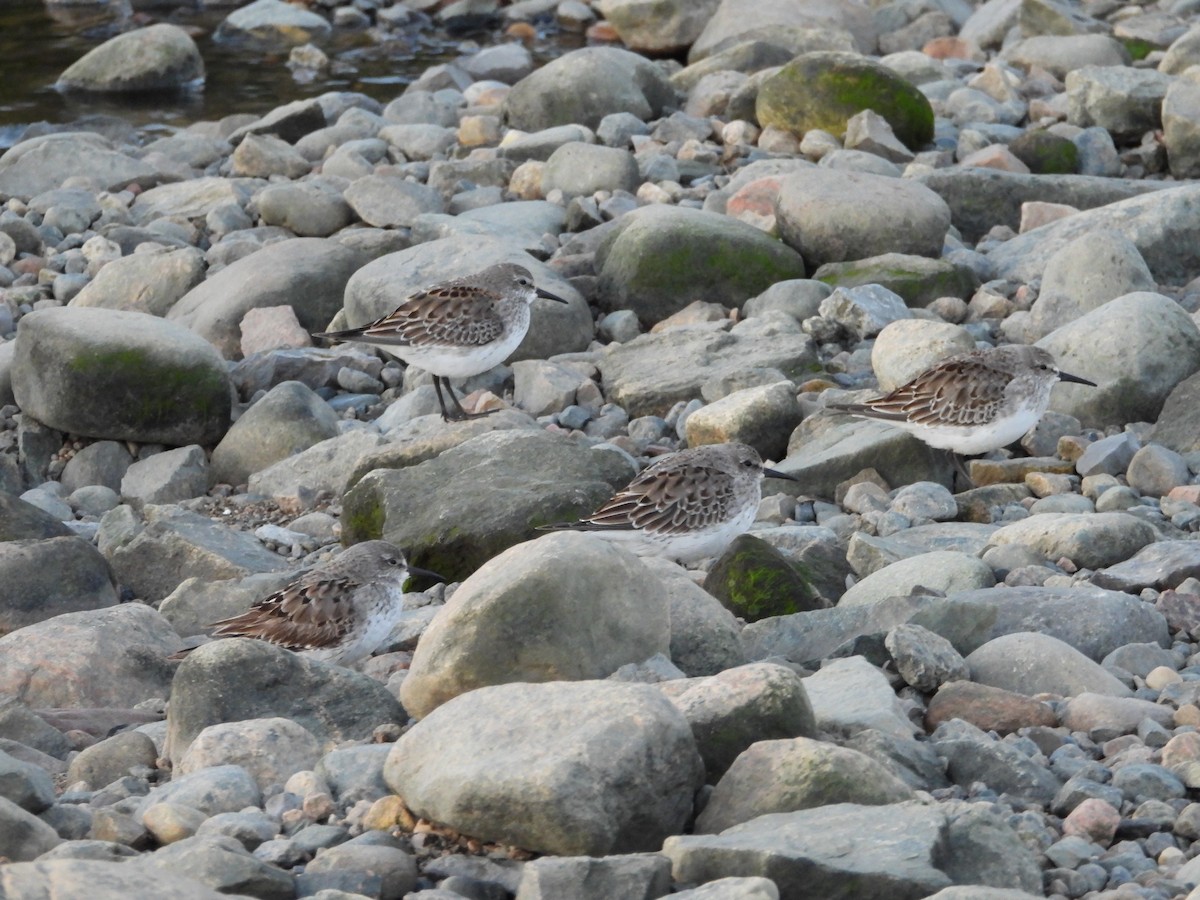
[4,0,1200,898]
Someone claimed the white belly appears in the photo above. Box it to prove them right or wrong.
[892,408,1042,455]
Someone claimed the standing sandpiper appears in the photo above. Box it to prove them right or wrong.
[540,443,798,563]
[314,263,568,422]
[828,345,1095,455]
[205,541,442,667]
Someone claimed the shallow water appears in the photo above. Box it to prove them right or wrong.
[0,0,567,149]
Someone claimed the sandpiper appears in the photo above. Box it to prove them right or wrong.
[205,541,442,667]
[828,345,1095,455]
[314,263,568,422]
[540,443,798,563]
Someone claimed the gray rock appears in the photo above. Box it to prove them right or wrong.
[66,731,158,791]
[948,584,1168,660]
[133,834,293,899]
[1028,230,1155,339]
[120,445,209,505]
[230,133,310,179]
[315,744,391,808]
[664,802,952,899]
[931,719,1062,804]
[870,320,975,392]
[0,700,71,759]
[599,317,817,418]
[301,842,418,897]
[689,0,875,61]
[1074,431,1139,477]
[211,380,339,488]
[168,237,366,360]
[0,859,232,899]
[1066,65,1170,139]
[498,124,596,163]
[1093,541,1200,592]
[1150,368,1200,453]
[247,428,389,510]
[667,877,781,899]
[72,247,207,317]
[165,638,405,766]
[0,603,181,708]
[253,181,354,237]
[177,717,321,790]
[1060,692,1174,735]
[743,279,831,323]
[504,47,676,131]
[515,854,671,900]
[139,765,262,819]
[132,177,257,224]
[386,680,704,855]
[601,0,720,53]
[804,656,917,739]
[379,123,456,160]
[1000,34,1130,78]
[214,0,332,47]
[543,142,640,198]
[696,737,914,833]
[105,506,287,602]
[967,632,1133,697]
[885,623,970,692]
[1125,443,1190,497]
[341,429,633,583]
[684,382,802,462]
[985,511,1157,570]
[0,747,55,812]
[0,133,169,201]
[12,307,232,445]
[195,809,276,850]
[0,795,62,861]
[841,551,995,607]
[775,168,950,268]
[400,532,669,719]
[641,557,746,677]
[0,537,118,633]
[460,42,535,83]
[937,800,1043,894]
[344,174,444,228]
[662,663,818,783]
[339,235,591,363]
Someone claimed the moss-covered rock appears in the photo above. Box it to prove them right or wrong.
[1008,131,1079,174]
[704,534,823,622]
[12,307,232,446]
[595,205,807,326]
[757,51,934,150]
[341,429,635,582]
[814,253,981,306]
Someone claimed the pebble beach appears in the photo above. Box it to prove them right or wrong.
[4,0,1200,898]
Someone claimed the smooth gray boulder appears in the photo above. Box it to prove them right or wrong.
[11,307,232,445]
[168,237,367,359]
[385,680,704,856]
[400,532,671,719]
[214,0,332,46]
[0,859,236,898]
[57,23,204,93]
[689,0,876,60]
[504,47,676,131]
[0,133,169,200]
[166,638,406,766]
[71,247,207,317]
[967,632,1133,697]
[0,537,118,634]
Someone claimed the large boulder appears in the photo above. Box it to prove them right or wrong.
[384,680,704,855]
[689,0,876,60]
[166,638,406,766]
[71,247,207,317]
[504,47,676,132]
[337,235,592,363]
[213,0,332,47]
[0,604,181,709]
[0,133,170,200]
[1037,292,1200,428]
[0,859,245,899]
[775,169,950,268]
[400,533,670,719]
[12,307,232,446]
[599,0,721,53]
[595,205,807,325]
[757,52,933,149]
[168,238,367,360]
[56,23,204,93]
[0,537,118,635]
[341,428,634,582]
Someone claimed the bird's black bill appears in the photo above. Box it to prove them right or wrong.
[1057,371,1096,387]
[407,565,446,584]
[763,466,799,482]
[536,287,570,304]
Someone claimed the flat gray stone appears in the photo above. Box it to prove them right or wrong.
[967,632,1134,697]
[0,133,172,200]
[1092,541,1200,592]
[985,512,1158,570]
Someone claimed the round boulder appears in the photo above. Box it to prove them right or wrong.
[12,307,232,446]
[57,24,204,93]
[504,47,676,132]
[400,532,670,719]
[757,51,934,150]
[384,680,704,856]
[0,537,118,635]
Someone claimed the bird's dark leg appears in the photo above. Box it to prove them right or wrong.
[433,377,464,422]
[948,450,975,491]
[443,377,498,421]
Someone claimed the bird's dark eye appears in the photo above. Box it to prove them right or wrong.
[743,459,756,467]
[385,556,400,566]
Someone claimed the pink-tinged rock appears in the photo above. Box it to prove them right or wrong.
[1169,485,1200,505]
[1062,797,1120,845]
[923,36,985,61]
[239,305,311,356]
[726,176,782,234]
[1020,201,1080,233]
[959,144,1031,173]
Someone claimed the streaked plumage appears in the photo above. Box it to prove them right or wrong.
[313,263,568,421]
[829,345,1094,455]
[540,443,798,563]
[207,541,441,667]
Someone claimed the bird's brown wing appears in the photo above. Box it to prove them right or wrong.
[317,283,505,348]
[209,572,360,652]
[839,358,1010,426]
